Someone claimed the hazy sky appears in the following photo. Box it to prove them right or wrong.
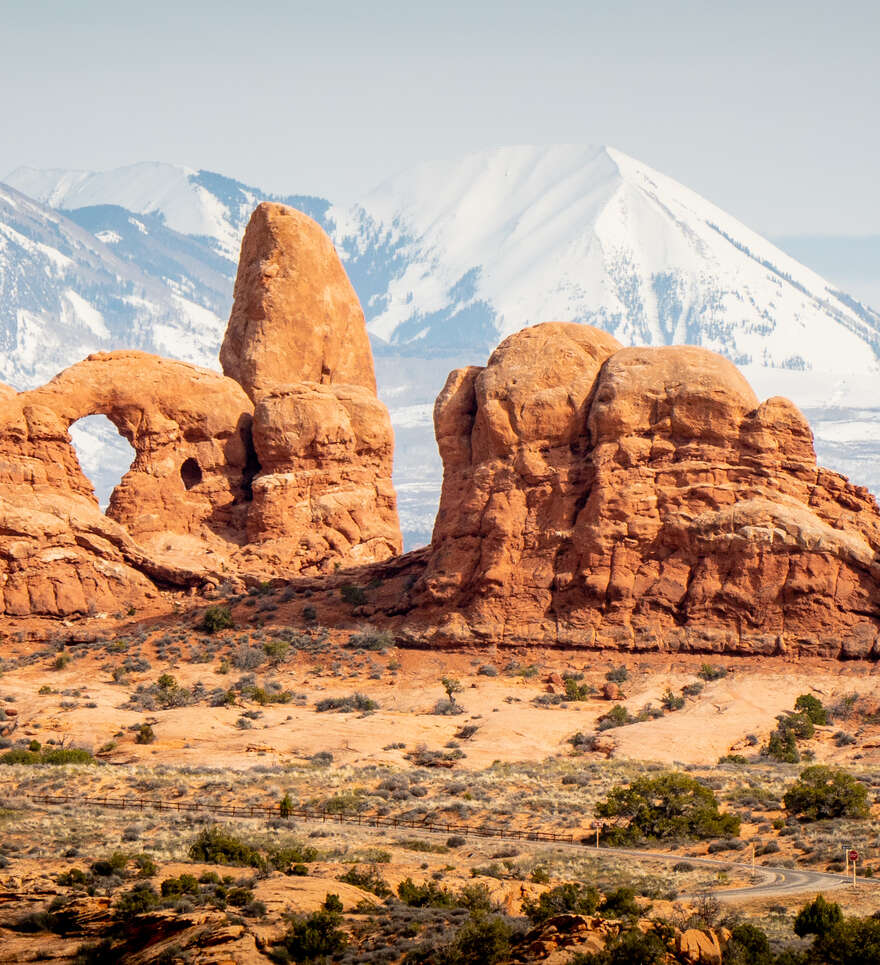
[4,0,878,235]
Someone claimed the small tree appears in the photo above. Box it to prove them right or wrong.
[595,771,740,844]
[783,766,869,821]
[441,676,463,705]
[795,694,828,726]
[200,605,233,634]
[794,895,844,937]
[279,793,294,819]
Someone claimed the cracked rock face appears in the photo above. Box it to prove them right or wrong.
[407,323,880,656]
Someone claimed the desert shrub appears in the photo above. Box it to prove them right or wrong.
[199,605,233,634]
[794,894,843,937]
[522,882,600,923]
[405,911,518,965]
[115,882,160,917]
[682,682,704,697]
[340,584,367,606]
[346,628,394,651]
[698,664,727,681]
[564,678,595,701]
[795,694,828,725]
[478,664,498,677]
[661,689,685,711]
[53,654,70,670]
[337,865,391,897]
[2,747,95,766]
[272,899,347,962]
[834,731,856,747]
[597,705,635,731]
[721,922,774,965]
[397,877,456,908]
[783,766,869,821]
[764,728,800,764]
[572,926,667,965]
[600,886,640,918]
[718,754,748,765]
[605,666,628,683]
[596,772,740,844]
[315,693,377,713]
[161,873,200,898]
[432,698,464,716]
[188,826,263,868]
[134,723,155,745]
[232,644,264,670]
[810,914,880,965]
[447,835,467,848]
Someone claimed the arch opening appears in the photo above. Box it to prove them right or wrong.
[180,457,203,490]
[69,414,136,511]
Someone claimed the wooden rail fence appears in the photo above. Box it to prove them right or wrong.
[28,793,576,844]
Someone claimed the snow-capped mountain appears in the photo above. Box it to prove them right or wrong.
[8,162,329,260]
[331,145,880,371]
[3,146,880,549]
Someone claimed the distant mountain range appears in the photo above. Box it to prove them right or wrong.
[3,148,879,548]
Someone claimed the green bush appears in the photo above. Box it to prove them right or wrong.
[346,628,394,651]
[135,723,155,745]
[764,728,800,763]
[596,772,740,844]
[794,895,843,937]
[572,926,667,965]
[783,766,869,821]
[795,694,828,725]
[697,664,727,681]
[199,605,234,634]
[522,882,600,923]
[188,826,264,869]
[722,922,774,965]
[811,914,880,965]
[405,912,517,965]
[605,666,629,684]
[337,865,391,897]
[564,678,595,701]
[600,886,640,919]
[661,689,685,711]
[1,747,95,766]
[597,704,636,731]
[115,882,160,917]
[397,877,456,908]
[273,902,347,962]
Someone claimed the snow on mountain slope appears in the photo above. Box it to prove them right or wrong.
[331,145,880,371]
[6,163,330,260]
[0,182,227,388]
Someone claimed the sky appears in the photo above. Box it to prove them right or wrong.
[3,0,879,236]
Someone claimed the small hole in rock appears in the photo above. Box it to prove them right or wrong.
[180,458,203,490]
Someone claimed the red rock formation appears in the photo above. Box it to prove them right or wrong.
[0,203,401,617]
[220,202,377,401]
[221,200,401,574]
[405,323,880,657]
[247,382,400,574]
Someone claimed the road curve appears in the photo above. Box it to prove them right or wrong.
[575,844,856,900]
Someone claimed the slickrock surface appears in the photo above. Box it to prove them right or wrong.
[220,202,377,400]
[403,322,880,656]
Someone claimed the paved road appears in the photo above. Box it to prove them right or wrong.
[573,844,854,901]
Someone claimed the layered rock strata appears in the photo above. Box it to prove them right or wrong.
[406,322,880,656]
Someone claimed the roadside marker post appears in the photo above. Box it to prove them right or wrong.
[849,850,859,887]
